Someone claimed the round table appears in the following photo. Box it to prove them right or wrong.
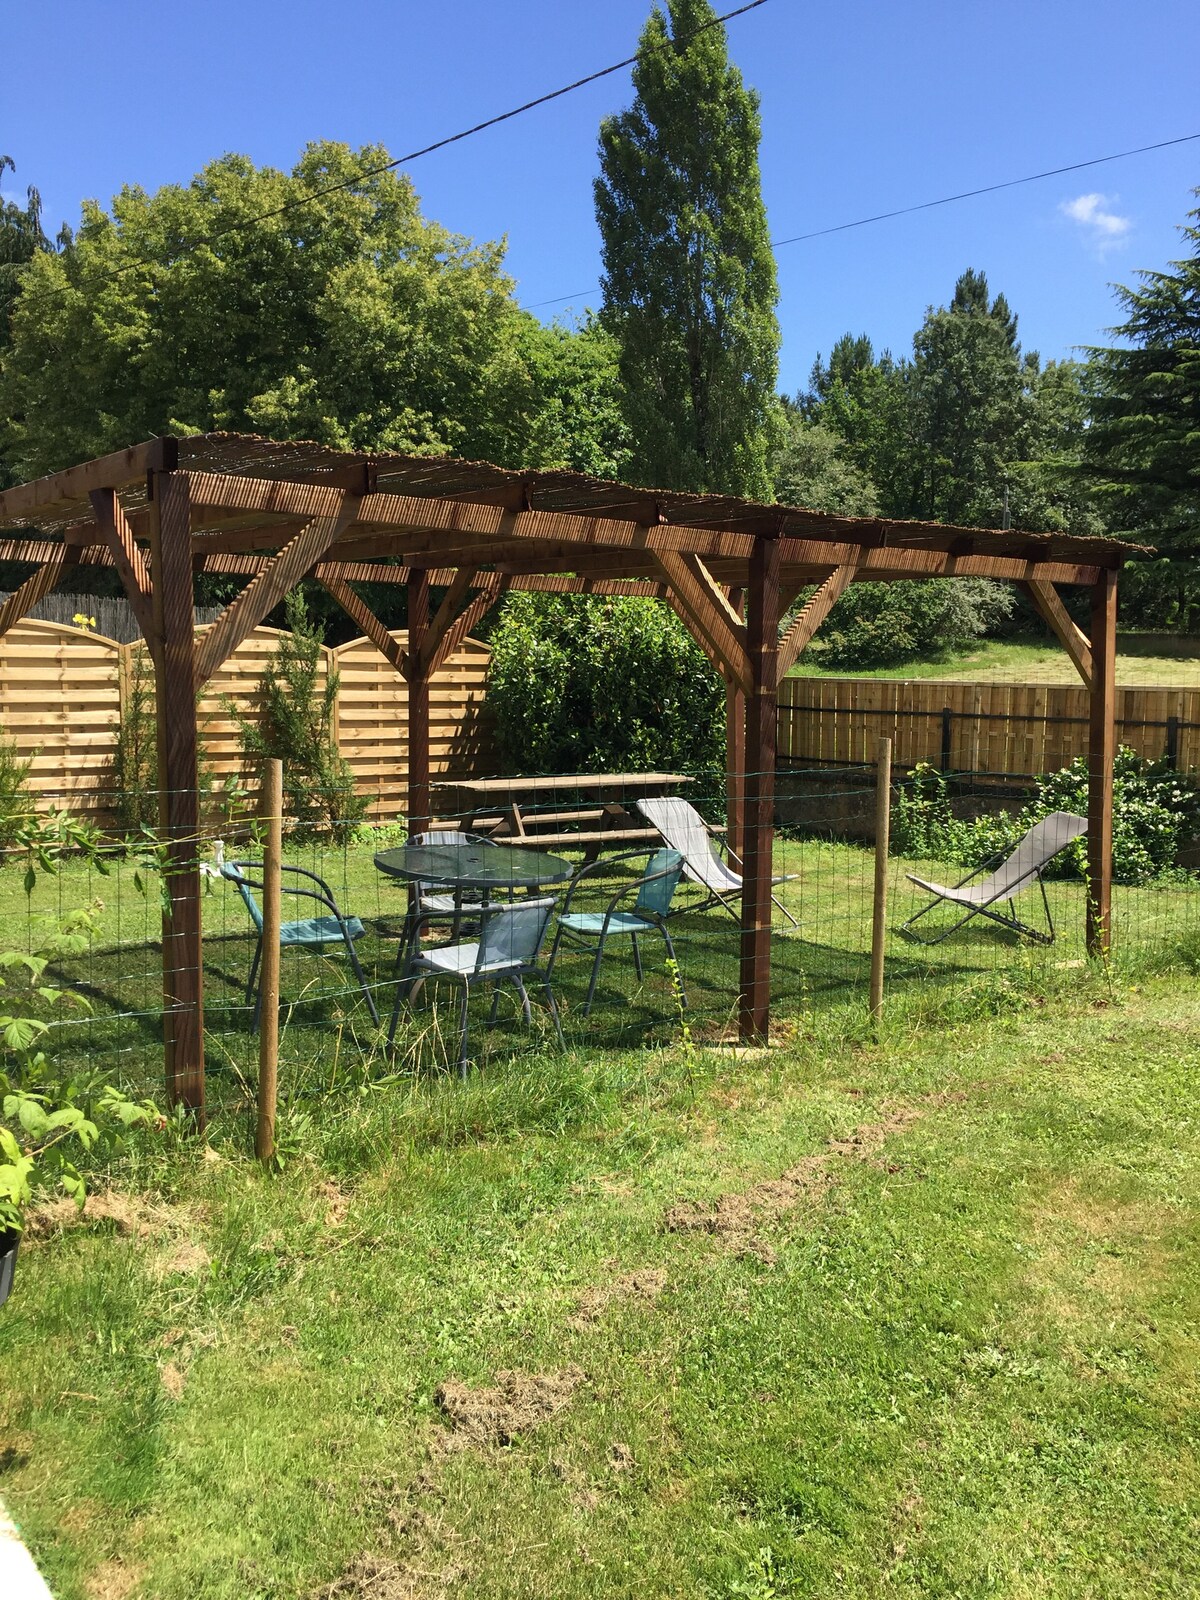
[374,841,575,894]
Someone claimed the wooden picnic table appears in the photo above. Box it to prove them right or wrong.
[433,771,695,857]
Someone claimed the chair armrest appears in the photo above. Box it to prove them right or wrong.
[558,849,649,917]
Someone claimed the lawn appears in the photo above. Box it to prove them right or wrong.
[788,636,1200,686]
[1,957,1199,1597]
[1,834,1199,1597]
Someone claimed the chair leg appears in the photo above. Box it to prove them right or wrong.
[513,975,532,1026]
[488,979,503,1025]
[771,891,799,927]
[456,982,471,1078]
[630,933,644,982]
[252,981,264,1034]
[662,927,687,1008]
[344,934,379,1026]
[246,938,262,1010]
[583,940,606,1018]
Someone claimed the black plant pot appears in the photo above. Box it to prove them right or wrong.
[0,1228,19,1308]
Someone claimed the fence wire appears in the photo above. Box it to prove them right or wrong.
[9,765,1200,1129]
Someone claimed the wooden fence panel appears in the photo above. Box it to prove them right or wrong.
[0,619,123,816]
[0,620,497,828]
[776,676,1198,780]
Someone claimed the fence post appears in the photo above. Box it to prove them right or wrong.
[256,758,283,1165]
[870,736,892,1023]
[940,706,953,773]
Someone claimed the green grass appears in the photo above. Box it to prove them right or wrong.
[1,833,1200,1596]
[788,636,1200,686]
[2,965,1200,1597]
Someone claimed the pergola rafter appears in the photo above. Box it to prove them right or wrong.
[0,433,1147,1122]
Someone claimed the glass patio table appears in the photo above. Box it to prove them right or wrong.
[374,841,574,896]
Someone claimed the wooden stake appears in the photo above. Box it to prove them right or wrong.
[1087,571,1117,956]
[870,736,893,1023]
[725,587,746,862]
[256,758,283,1165]
[406,572,432,837]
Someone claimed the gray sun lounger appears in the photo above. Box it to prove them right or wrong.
[636,795,798,926]
[899,810,1087,946]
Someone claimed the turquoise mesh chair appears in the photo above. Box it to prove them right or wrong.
[547,848,685,1016]
[221,860,378,1029]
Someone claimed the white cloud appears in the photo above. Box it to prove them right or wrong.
[1059,192,1132,252]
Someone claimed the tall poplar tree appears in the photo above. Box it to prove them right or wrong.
[594,0,780,498]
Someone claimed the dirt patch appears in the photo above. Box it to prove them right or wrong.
[317,1178,352,1228]
[316,1553,441,1599]
[435,1367,586,1449]
[84,1558,146,1600]
[150,1239,210,1279]
[1022,1175,1173,1327]
[159,1361,186,1401]
[570,1267,667,1327]
[25,1190,173,1240]
[663,1103,930,1258]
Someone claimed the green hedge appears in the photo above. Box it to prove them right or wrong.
[487,593,724,785]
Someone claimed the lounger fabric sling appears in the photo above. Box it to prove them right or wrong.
[900,810,1087,945]
[636,795,798,926]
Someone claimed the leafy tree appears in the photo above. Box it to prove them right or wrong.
[0,142,613,481]
[1083,193,1200,625]
[488,592,723,784]
[514,315,633,479]
[815,579,1014,671]
[773,414,880,517]
[594,0,781,496]
[0,157,52,486]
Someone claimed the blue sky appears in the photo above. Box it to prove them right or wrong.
[4,0,1198,396]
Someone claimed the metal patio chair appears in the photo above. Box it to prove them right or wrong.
[389,895,563,1073]
[221,860,379,1028]
[392,829,505,969]
[547,848,686,1016]
[898,810,1088,946]
[636,795,799,926]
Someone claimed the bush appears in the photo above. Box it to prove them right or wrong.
[0,732,36,850]
[892,749,1200,886]
[110,645,158,835]
[817,578,1014,670]
[487,593,724,784]
[235,592,365,843]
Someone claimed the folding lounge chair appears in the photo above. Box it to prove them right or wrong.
[636,796,798,926]
[899,810,1087,946]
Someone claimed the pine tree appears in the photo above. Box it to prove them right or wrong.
[594,0,781,497]
[1084,193,1200,564]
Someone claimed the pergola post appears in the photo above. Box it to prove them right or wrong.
[725,587,746,861]
[1086,570,1118,956]
[147,470,206,1119]
[406,571,432,837]
[739,536,781,1042]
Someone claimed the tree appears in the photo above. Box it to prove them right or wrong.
[773,413,880,517]
[594,0,781,497]
[0,157,52,487]
[0,142,615,481]
[1083,193,1200,624]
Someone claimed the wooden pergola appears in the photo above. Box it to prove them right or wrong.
[0,434,1143,1118]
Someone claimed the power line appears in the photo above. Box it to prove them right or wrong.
[43,0,772,292]
[525,130,1200,310]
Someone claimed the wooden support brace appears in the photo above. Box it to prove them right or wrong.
[0,546,80,638]
[775,564,856,686]
[417,567,479,677]
[193,494,362,688]
[424,574,510,678]
[316,571,406,677]
[1021,578,1093,691]
[89,488,157,652]
[1087,570,1117,956]
[654,550,753,694]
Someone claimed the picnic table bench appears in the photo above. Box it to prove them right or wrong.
[433,772,695,859]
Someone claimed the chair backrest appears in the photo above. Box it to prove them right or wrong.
[221,861,264,932]
[977,811,1087,901]
[635,849,684,917]
[477,896,557,971]
[410,830,494,891]
[636,797,729,889]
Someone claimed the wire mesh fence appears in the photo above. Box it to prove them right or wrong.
[9,764,1200,1132]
